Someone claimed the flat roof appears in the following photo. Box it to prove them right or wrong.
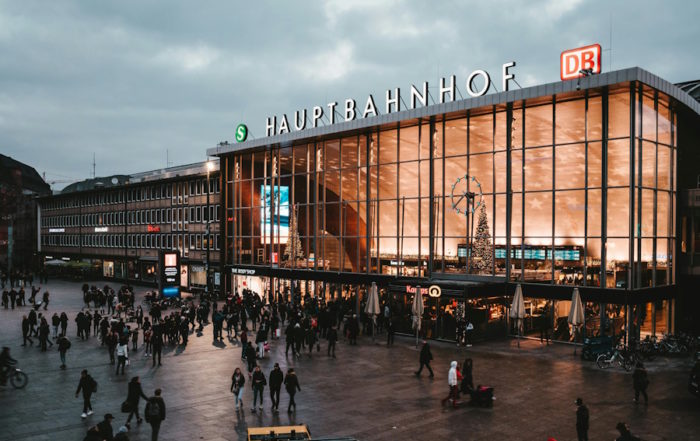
[208,67,700,157]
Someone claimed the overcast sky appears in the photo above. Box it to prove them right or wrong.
[1,0,698,190]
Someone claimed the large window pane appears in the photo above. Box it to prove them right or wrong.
[608,88,630,138]
[511,193,523,238]
[325,140,340,169]
[607,188,629,237]
[468,154,493,194]
[556,98,585,144]
[293,144,308,174]
[511,149,523,192]
[555,143,585,189]
[588,142,602,188]
[469,112,493,153]
[379,129,397,164]
[341,136,359,169]
[524,147,553,191]
[378,164,397,199]
[445,118,467,157]
[657,191,670,237]
[607,139,630,187]
[524,192,552,237]
[641,141,656,188]
[657,146,671,190]
[641,189,654,237]
[587,95,603,141]
[640,88,656,141]
[587,189,602,236]
[606,238,629,288]
[658,100,672,145]
[443,197,468,238]
[495,151,507,193]
[399,125,420,162]
[341,168,358,202]
[555,190,585,237]
[399,162,420,198]
[378,200,398,237]
[525,104,552,147]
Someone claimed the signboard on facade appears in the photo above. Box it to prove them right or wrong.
[94,227,108,233]
[560,44,601,80]
[49,228,65,233]
[428,285,442,298]
[232,267,256,275]
[147,225,161,233]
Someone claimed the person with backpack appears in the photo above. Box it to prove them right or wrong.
[76,369,97,418]
[57,333,71,369]
[144,388,166,441]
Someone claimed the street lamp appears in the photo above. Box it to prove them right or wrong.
[206,160,214,298]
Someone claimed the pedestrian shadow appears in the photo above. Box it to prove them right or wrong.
[212,340,226,348]
[174,345,186,356]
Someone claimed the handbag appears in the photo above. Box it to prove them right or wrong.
[121,400,132,413]
[125,358,130,366]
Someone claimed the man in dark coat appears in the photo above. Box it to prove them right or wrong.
[414,341,434,377]
[327,326,338,358]
[145,389,166,441]
[284,368,301,413]
[269,363,284,411]
[125,376,149,426]
[21,315,33,346]
[96,414,114,441]
[632,362,649,404]
[285,322,296,357]
[151,329,163,367]
[76,369,97,418]
[575,397,589,441]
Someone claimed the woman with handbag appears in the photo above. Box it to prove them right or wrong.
[231,368,245,410]
[124,376,148,427]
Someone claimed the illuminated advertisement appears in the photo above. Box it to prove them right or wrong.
[159,250,180,297]
[260,185,289,244]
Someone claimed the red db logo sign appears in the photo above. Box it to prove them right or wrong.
[560,44,601,80]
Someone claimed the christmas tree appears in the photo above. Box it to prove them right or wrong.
[283,204,304,266]
[471,203,493,273]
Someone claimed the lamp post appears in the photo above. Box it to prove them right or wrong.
[206,160,214,298]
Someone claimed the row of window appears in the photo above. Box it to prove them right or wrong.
[41,175,221,212]
[41,233,221,251]
[42,205,222,229]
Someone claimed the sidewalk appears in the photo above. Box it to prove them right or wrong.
[0,279,698,441]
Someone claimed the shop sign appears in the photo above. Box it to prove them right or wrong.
[94,227,108,233]
[232,267,256,275]
[405,285,428,295]
[190,265,205,272]
[560,44,601,80]
[49,228,65,233]
[264,62,517,137]
[147,224,160,233]
[428,285,442,298]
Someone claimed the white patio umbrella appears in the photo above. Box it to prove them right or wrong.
[568,287,585,354]
[509,284,525,348]
[364,282,381,342]
[44,259,67,266]
[411,286,424,348]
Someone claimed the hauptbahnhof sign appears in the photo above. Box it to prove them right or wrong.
[264,62,517,137]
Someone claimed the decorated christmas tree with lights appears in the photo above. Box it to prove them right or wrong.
[471,204,493,273]
[283,204,304,266]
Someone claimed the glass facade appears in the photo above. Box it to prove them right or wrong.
[224,82,677,291]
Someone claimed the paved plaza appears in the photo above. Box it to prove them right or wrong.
[0,279,698,441]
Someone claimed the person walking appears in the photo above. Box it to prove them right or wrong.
[51,313,60,338]
[57,333,71,369]
[327,325,338,358]
[414,341,434,377]
[284,322,295,357]
[151,329,163,367]
[284,368,301,413]
[231,368,245,410]
[39,317,52,352]
[575,397,589,441]
[21,315,33,346]
[461,358,474,394]
[144,389,166,441]
[42,290,49,310]
[96,414,115,441]
[116,338,129,375]
[632,362,649,404]
[269,363,283,412]
[76,369,97,418]
[60,311,69,337]
[125,376,149,426]
[441,361,459,408]
[245,342,256,375]
[251,365,267,412]
[387,319,395,346]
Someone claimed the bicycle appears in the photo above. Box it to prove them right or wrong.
[2,367,29,389]
[596,349,633,371]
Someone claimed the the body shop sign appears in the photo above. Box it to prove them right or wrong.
[159,251,180,297]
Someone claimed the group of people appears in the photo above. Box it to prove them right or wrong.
[231,363,301,413]
[3,285,50,310]
[1,269,48,289]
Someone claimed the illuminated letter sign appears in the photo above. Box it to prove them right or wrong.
[560,44,601,80]
[147,225,161,233]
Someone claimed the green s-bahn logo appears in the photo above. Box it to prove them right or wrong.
[235,124,248,143]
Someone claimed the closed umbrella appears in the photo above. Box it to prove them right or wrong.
[568,287,585,354]
[364,282,381,342]
[509,284,525,348]
[411,286,424,348]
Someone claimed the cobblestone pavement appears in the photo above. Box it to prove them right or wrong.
[1,279,698,441]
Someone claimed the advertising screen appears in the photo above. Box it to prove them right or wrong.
[260,185,289,244]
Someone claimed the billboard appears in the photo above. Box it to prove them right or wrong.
[260,185,289,244]
[159,250,180,297]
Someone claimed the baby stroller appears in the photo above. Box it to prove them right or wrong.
[470,385,494,407]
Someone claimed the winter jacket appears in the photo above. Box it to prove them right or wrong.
[231,373,245,392]
[419,344,433,363]
[126,380,148,404]
[269,368,284,389]
[448,361,458,386]
[284,373,301,394]
[252,371,267,390]
[116,343,128,358]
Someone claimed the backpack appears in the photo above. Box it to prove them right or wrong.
[147,399,161,421]
[88,376,98,393]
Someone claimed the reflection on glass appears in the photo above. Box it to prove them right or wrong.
[606,238,629,288]
[607,188,629,237]
[657,191,670,237]
[399,125,420,162]
[641,189,654,237]
[640,90,657,141]
[341,136,359,169]
[525,104,552,147]
[555,98,585,144]
[524,192,552,237]
[587,96,603,140]
[399,162,420,198]
[555,143,585,189]
[657,146,671,190]
[470,112,493,153]
[524,147,552,191]
[607,139,630,187]
[555,190,585,237]
[379,129,397,164]
[608,88,630,138]
[445,118,467,157]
